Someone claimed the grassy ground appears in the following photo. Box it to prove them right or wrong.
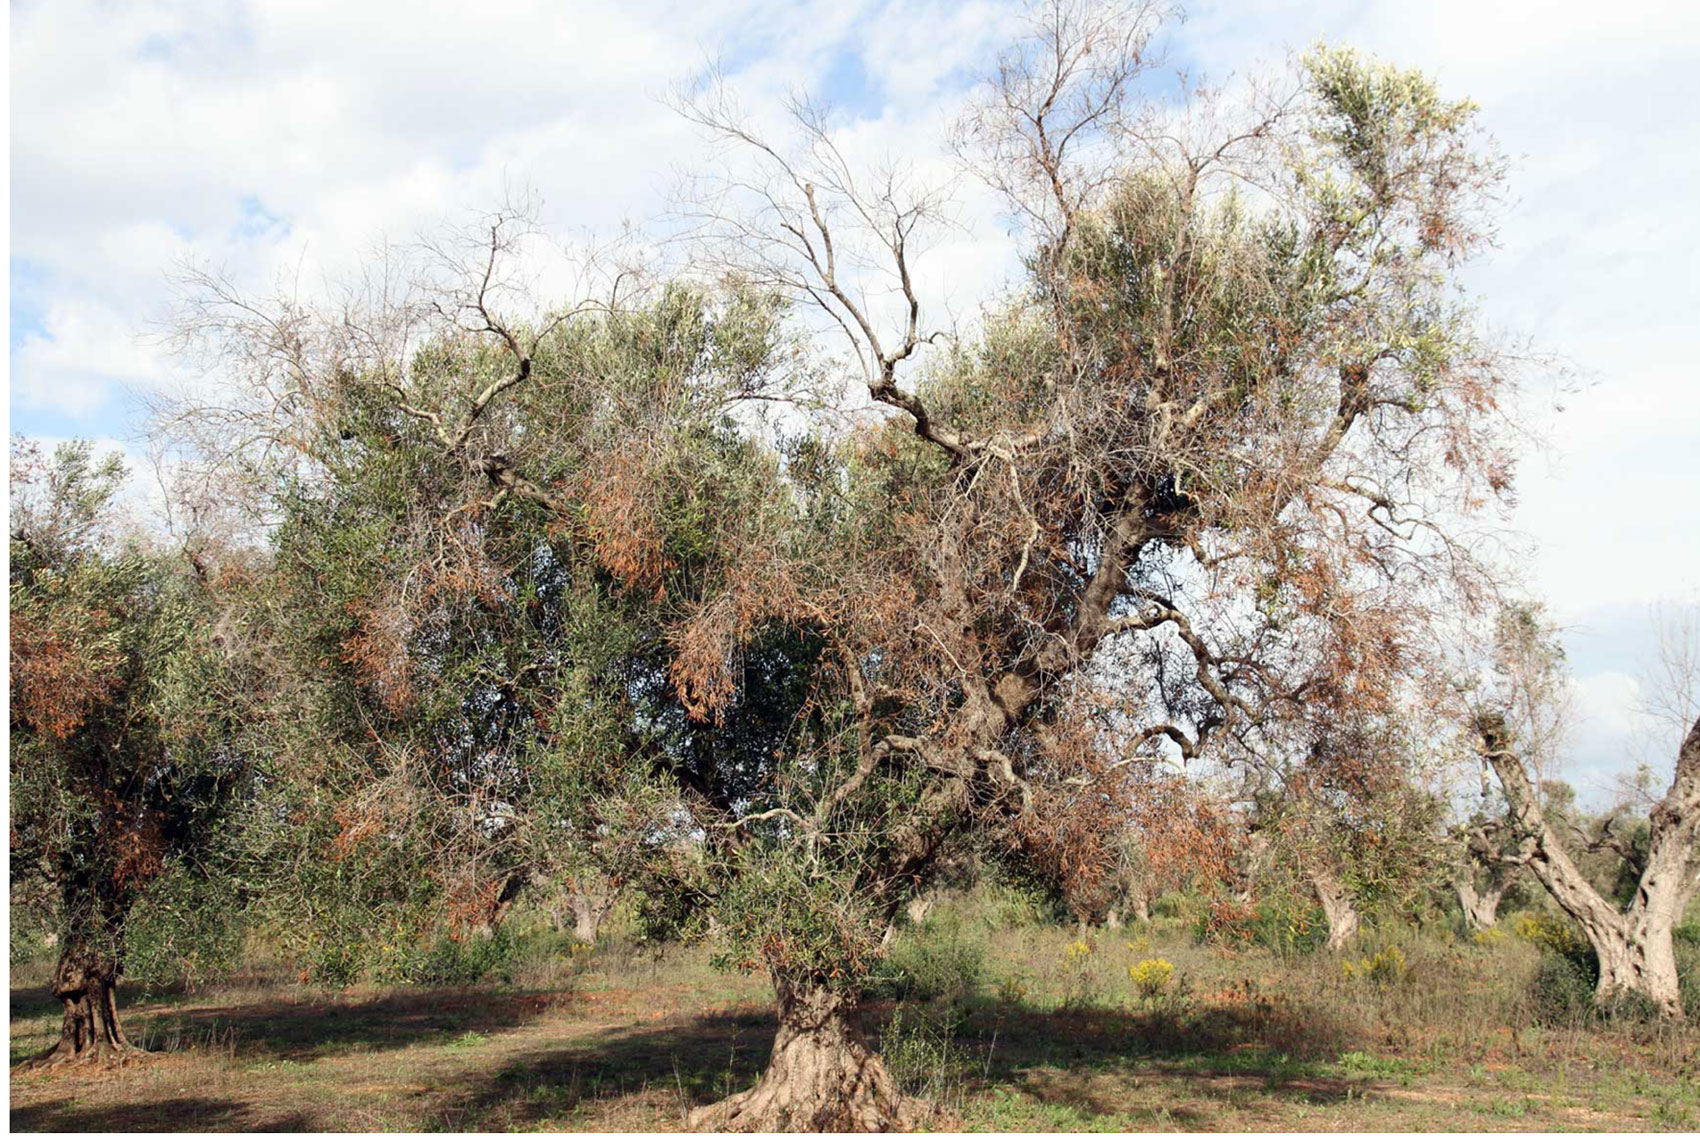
[12,917,1699,1132]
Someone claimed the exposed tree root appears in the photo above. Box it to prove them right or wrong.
[22,950,149,1073]
[689,983,927,1132]
[19,1038,148,1074]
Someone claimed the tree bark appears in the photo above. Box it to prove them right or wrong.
[568,894,600,943]
[688,977,924,1132]
[1311,867,1361,953]
[880,894,934,950]
[566,876,617,944]
[1456,874,1513,932]
[1587,909,1684,1013]
[32,943,139,1066]
[1478,712,1698,1017]
[1236,831,1273,905]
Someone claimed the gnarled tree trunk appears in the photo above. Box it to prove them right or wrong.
[1456,873,1513,931]
[34,943,138,1066]
[1478,712,1698,1017]
[1311,866,1361,953]
[566,876,618,944]
[1104,883,1150,930]
[567,892,602,944]
[880,892,936,949]
[1587,909,1684,1012]
[1235,831,1273,905]
[688,976,923,1132]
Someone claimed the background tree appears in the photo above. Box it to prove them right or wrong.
[9,440,264,1063]
[1472,602,1699,1017]
[1247,717,1450,952]
[165,221,811,985]
[1454,803,1530,931]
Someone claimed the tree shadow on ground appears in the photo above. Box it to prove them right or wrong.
[12,1097,312,1133]
[12,984,562,1068]
[433,994,1359,1130]
[954,998,1358,1123]
[146,987,565,1063]
[963,994,1352,1071]
[11,989,1363,1131]
[439,1002,780,1129]
[9,986,60,1025]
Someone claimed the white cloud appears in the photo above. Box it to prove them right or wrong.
[10,0,1008,423]
[1562,669,1643,796]
[11,299,175,415]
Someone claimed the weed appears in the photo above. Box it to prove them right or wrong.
[878,1005,972,1115]
[1336,1050,1419,1078]
[446,1030,491,1049]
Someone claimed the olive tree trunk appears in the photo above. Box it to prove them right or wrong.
[565,876,618,944]
[34,943,138,1066]
[880,892,937,948]
[1456,873,1513,932]
[1311,866,1361,953]
[688,976,922,1132]
[1479,712,1699,1017]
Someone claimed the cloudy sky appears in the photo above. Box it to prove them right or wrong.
[10,0,1698,802]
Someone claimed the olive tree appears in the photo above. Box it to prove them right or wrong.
[1472,603,1698,1017]
[162,219,810,981]
[9,440,264,1064]
[163,4,1521,1124]
[660,3,1516,1125]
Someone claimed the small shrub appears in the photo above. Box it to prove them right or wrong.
[124,868,248,990]
[975,881,1055,930]
[507,928,585,989]
[412,927,516,986]
[1341,944,1408,988]
[1595,986,1665,1023]
[1510,910,1604,1023]
[994,969,1032,1005]
[1511,911,1589,964]
[1194,897,1257,946]
[1193,895,1327,957]
[307,939,365,988]
[879,1004,971,1112]
[1337,1050,1415,1077]
[1059,936,1098,1005]
[446,1030,492,1048]
[1527,949,1596,1024]
[8,908,52,968]
[1128,956,1175,1000]
[1150,892,1187,919]
[1250,896,1329,958]
[1678,939,1700,1018]
[879,919,985,1004]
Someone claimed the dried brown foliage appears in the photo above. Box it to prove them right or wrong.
[9,599,123,742]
